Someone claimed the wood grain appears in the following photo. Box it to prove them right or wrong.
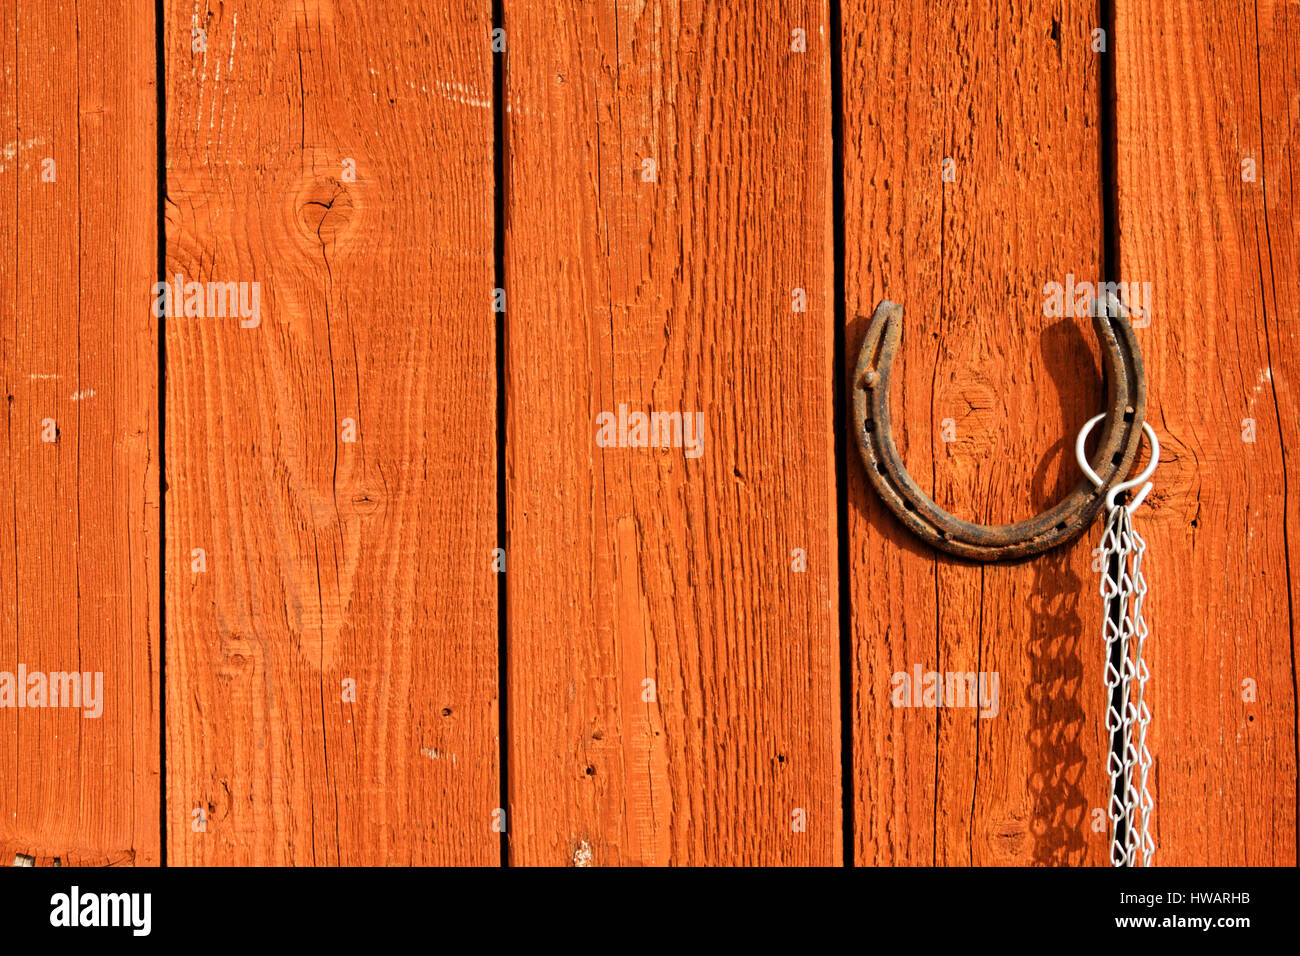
[0,1,1290,870]
[163,0,498,864]
[842,0,1110,864]
[503,0,840,865]
[1113,0,1297,865]
[0,0,160,866]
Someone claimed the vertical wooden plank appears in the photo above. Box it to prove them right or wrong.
[0,0,160,865]
[505,1,839,865]
[164,0,498,864]
[843,1,1109,863]
[1114,0,1297,864]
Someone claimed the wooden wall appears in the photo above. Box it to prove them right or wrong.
[0,0,1293,866]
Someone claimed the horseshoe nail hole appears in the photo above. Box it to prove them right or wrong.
[1123,409,1136,422]
[1112,451,1124,465]
[863,419,876,433]
[1055,521,1068,532]
[903,499,917,512]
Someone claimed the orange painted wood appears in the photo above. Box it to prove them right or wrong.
[163,0,498,864]
[504,0,840,865]
[0,0,160,866]
[0,1,1289,871]
[842,1,1111,864]
[1112,0,1297,865]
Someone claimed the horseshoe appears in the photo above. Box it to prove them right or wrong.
[851,299,1147,561]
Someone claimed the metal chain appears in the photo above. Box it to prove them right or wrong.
[1099,503,1154,866]
[1076,297,1158,867]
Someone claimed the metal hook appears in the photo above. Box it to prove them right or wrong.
[851,299,1148,561]
[1076,413,1159,513]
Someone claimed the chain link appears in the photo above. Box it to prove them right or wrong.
[1099,504,1154,866]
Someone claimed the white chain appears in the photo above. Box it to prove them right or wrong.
[1076,342,1159,868]
[1099,503,1154,866]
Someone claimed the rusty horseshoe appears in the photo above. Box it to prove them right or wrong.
[851,299,1148,561]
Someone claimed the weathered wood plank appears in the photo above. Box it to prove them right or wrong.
[164,0,498,864]
[1113,0,1297,865]
[842,0,1109,864]
[0,0,160,866]
[504,0,840,865]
